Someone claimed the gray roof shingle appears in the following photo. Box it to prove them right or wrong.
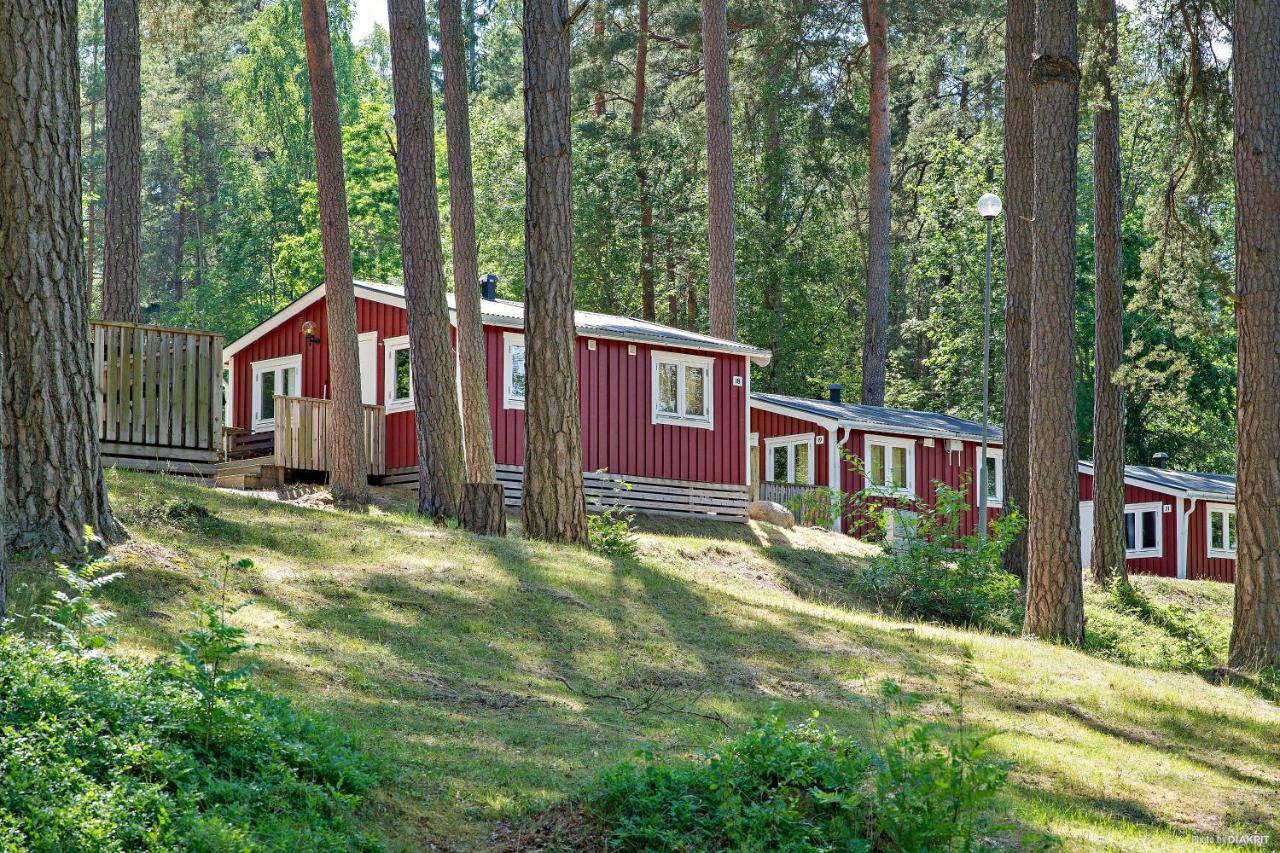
[1079,460,1235,499]
[752,392,1002,441]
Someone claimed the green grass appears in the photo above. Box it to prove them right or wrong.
[15,469,1279,850]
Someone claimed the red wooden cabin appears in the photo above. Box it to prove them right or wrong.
[749,387,1004,536]
[1077,461,1237,582]
[221,280,771,520]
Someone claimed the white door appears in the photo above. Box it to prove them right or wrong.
[358,332,378,405]
[1079,501,1094,568]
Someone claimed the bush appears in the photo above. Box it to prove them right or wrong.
[851,483,1025,632]
[587,689,1011,851]
[588,481,640,560]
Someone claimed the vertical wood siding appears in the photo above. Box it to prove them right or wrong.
[1078,473,1180,578]
[749,409,831,486]
[1185,500,1237,583]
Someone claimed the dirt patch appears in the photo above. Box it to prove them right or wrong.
[487,801,605,852]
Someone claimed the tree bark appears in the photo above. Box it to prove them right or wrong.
[633,0,655,322]
[860,0,891,406]
[1002,0,1034,582]
[301,0,370,508]
[460,482,507,536]
[85,9,102,303]
[1,0,122,553]
[102,0,141,323]
[440,0,500,490]
[1089,0,1126,586]
[1023,0,1083,644]
[1229,0,1280,671]
[388,0,466,521]
[522,0,590,545]
[701,0,737,340]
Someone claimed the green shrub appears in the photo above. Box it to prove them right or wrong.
[588,480,640,560]
[1084,579,1223,671]
[851,483,1025,632]
[587,689,1011,851]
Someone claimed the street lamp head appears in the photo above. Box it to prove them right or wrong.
[977,193,1003,219]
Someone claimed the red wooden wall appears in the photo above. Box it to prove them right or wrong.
[229,295,750,485]
[1078,473,1179,578]
[750,409,833,486]
[1184,500,1236,583]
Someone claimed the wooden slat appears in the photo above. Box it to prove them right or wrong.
[184,332,198,447]
[131,325,145,444]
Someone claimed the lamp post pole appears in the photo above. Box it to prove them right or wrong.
[976,193,1002,543]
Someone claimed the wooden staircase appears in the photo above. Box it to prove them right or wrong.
[213,455,282,490]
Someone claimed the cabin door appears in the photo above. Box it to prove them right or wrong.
[1079,501,1094,568]
[358,332,378,405]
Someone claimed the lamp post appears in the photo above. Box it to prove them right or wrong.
[976,192,1002,542]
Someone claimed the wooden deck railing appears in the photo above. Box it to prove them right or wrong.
[273,395,385,476]
[759,481,835,527]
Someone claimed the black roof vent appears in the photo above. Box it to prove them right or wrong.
[1151,452,1169,469]
[480,273,498,301]
[827,383,843,404]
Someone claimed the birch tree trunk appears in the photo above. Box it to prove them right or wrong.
[1,0,122,553]
[440,0,499,489]
[1002,0,1034,582]
[103,0,142,323]
[1229,0,1280,671]
[522,0,590,545]
[860,0,891,407]
[1023,0,1084,644]
[1089,0,1127,586]
[387,0,465,521]
[701,0,737,340]
[300,0,369,508]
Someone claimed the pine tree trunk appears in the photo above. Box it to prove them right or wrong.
[300,0,369,508]
[701,0,737,340]
[1,0,122,553]
[1002,0,1034,582]
[1023,0,1084,644]
[460,481,506,536]
[440,0,499,489]
[388,0,466,521]
[1229,0,1280,671]
[103,0,141,323]
[522,0,590,545]
[85,13,101,303]
[860,0,891,406]
[1089,0,1126,586]
[593,1,606,117]
[632,0,655,321]
[172,190,186,302]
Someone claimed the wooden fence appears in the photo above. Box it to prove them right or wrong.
[759,481,836,527]
[273,395,385,476]
[91,321,223,475]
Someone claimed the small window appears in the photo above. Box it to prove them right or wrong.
[651,351,714,428]
[1207,503,1237,559]
[383,336,413,412]
[978,447,1004,508]
[503,332,526,410]
[1124,503,1163,558]
[765,434,814,485]
[250,354,302,432]
[864,435,915,496]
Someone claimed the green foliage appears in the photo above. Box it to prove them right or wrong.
[31,544,123,653]
[588,482,640,560]
[587,689,1011,851]
[1084,579,1223,672]
[851,482,1025,633]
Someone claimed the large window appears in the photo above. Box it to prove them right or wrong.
[651,351,714,429]
[1124,502,1164,558]
[383,335,413,412]
[977,447,1004,508]
[1207,503,1237,559]
[864,434,915,497]
[503,332,526,410]
[250,354,302,432]
[765,434,814,485]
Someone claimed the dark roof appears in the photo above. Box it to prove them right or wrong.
[752,393,1002,441]
[1079,461,1236,499]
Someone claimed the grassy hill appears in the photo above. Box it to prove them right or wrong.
[15,470,1278,850]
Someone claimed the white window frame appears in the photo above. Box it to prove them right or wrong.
[383,334,413,413]
[503,332,526,410]
[977,446,1004,509]
[651,350,715,429]
[250,353,302,432]
[1124,501,1164,558]
[863,434,916,497]
[1206,502,1237,559]
[764,433,815,485]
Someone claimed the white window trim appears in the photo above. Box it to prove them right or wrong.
[977,446,1004,508]
[382,335,413,413]
[1206,502,1237,559]
[651,350,715,430]
[250,353,302,433]
[863,433,916,498]
[1124,501,1164,558]
[503,332,526,411]
[764,433,816,485]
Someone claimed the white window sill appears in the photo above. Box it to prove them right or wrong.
[1207,549,1237,560]
[654,413,713,430]
[386,399,414,414]
[252,420,275,433]
[984,500,1003,510]
[504,397,525,411]
[1125,549,1161,559]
